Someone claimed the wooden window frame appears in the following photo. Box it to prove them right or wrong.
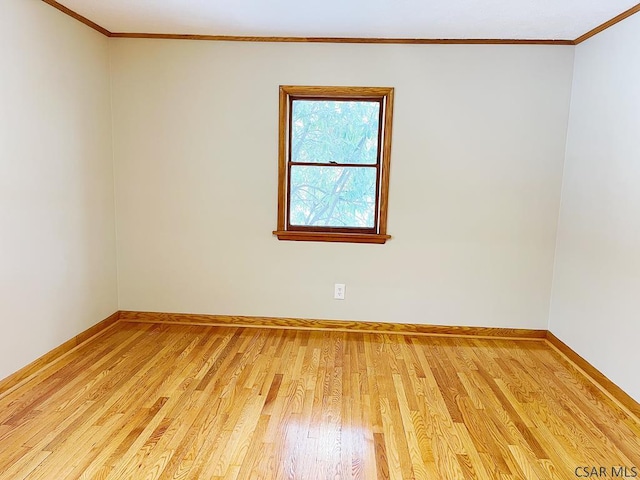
[273,85,394,244]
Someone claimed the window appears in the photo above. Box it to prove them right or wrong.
[273,86,395,244]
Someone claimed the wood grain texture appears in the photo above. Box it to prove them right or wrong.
[0,311,120,397]
[574,3,640,44]
[1,321,638,479]
[378,87,394,236]
[108,33,575,44]
[275,85,394,244]
[272,230,391,244]
[41,0,111,36]
[546,331,640,421]
[277,86,288,232]
[280,85,394,98]
[119,310,548,339]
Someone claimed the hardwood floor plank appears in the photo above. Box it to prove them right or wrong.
[0,321,638,480]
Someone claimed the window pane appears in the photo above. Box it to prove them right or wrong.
[289,166,377,228]
[291,100,380,165]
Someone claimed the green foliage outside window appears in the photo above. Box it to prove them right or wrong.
[289,100,381,228]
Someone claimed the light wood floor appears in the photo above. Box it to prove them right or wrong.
[0,321,638,479]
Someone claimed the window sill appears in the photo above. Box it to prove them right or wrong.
[273,231,391,244]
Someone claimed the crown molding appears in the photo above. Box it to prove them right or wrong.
[574,2,640,44]
[108,33,574,45]
[40,0,640,45]
[41,0,111,36]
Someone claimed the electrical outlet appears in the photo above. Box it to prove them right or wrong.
[334,283,346,300]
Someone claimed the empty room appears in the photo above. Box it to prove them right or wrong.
[1,0,639,478]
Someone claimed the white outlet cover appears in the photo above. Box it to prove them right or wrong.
[334,283,346,300]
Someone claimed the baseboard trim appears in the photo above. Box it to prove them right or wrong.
[0,311,121,397]
[3,310,637,421]
[546,331,640,420]
[118,310,547,339]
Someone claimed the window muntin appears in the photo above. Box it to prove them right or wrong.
[275,86,394,244]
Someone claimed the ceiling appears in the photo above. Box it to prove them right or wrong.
[54,0,638,41]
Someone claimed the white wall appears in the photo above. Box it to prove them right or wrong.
[549,14,640,402]
[0,0,118,380]
[111,40,574,328]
